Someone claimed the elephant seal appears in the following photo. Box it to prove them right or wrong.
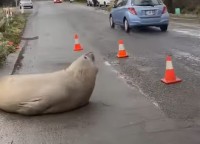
[0,52,98,116]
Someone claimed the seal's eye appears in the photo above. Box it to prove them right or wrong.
[84,56,88,59]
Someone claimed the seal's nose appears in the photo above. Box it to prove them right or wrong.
[86,52,95,62]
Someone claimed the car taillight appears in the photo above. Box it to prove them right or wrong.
[128,8,137,15]
[162,6,167,14]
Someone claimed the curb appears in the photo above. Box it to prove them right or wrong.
[170,14,200,21]
[170,13,200,18]
[10,40,28,75]
[11,14,30,75]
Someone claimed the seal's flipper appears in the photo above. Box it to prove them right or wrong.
[17,98,50,116]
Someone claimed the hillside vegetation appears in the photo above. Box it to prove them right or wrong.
[0,11,27,66]
[164,0,200,14]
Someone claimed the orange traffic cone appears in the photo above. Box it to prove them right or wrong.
[161,55,182,84]
[73,34,83,51]
[117,40,128,58]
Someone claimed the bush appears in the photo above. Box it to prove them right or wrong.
[0,13,27,65]
[3,13,26,46]
[163,0,200,14]
[0,44,7,66]
[0,22,6,32]
[193,6,200,15]
[3,32,21,46]
[0,0,16,7]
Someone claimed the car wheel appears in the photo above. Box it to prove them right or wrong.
[109,15,115,28]
[124,19,130,33]
[160,25,168,32]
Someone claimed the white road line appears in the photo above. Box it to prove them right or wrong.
[104,60,161,110]
[172,28,200,39]
[173,49,200,63]
[170,22,200,29]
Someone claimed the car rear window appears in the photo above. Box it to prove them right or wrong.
[132,0,163,6]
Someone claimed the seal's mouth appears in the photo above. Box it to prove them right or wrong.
[85,52,95,62]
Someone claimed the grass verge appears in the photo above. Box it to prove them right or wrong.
[0,13,28,66]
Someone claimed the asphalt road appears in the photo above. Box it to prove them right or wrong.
[1,1,200,144]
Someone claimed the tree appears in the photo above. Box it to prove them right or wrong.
[163,0,174,13]
[0,0,16,7]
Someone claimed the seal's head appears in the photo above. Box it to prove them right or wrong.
[67,52,98,81]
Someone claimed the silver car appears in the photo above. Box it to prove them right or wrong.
[19,0,33,9]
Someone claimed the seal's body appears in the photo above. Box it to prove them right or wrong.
[0,52,98,116]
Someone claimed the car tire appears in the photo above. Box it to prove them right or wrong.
[124,18,130,33]
[109,15,115,29]
[160,25,168,32]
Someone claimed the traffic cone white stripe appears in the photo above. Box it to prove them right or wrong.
[119,44,124,50]
[166,61,173,70]
[75,39,79,44]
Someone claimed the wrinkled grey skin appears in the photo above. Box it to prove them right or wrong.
[0,52,98,116]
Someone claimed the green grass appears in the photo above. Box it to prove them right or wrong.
[0,13,28,66]
[0,8,3,19]
[0,43,8,65]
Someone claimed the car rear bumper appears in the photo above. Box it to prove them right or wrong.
[128,13,169,27]
[20,4,33,7]
[54,0,62,3]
